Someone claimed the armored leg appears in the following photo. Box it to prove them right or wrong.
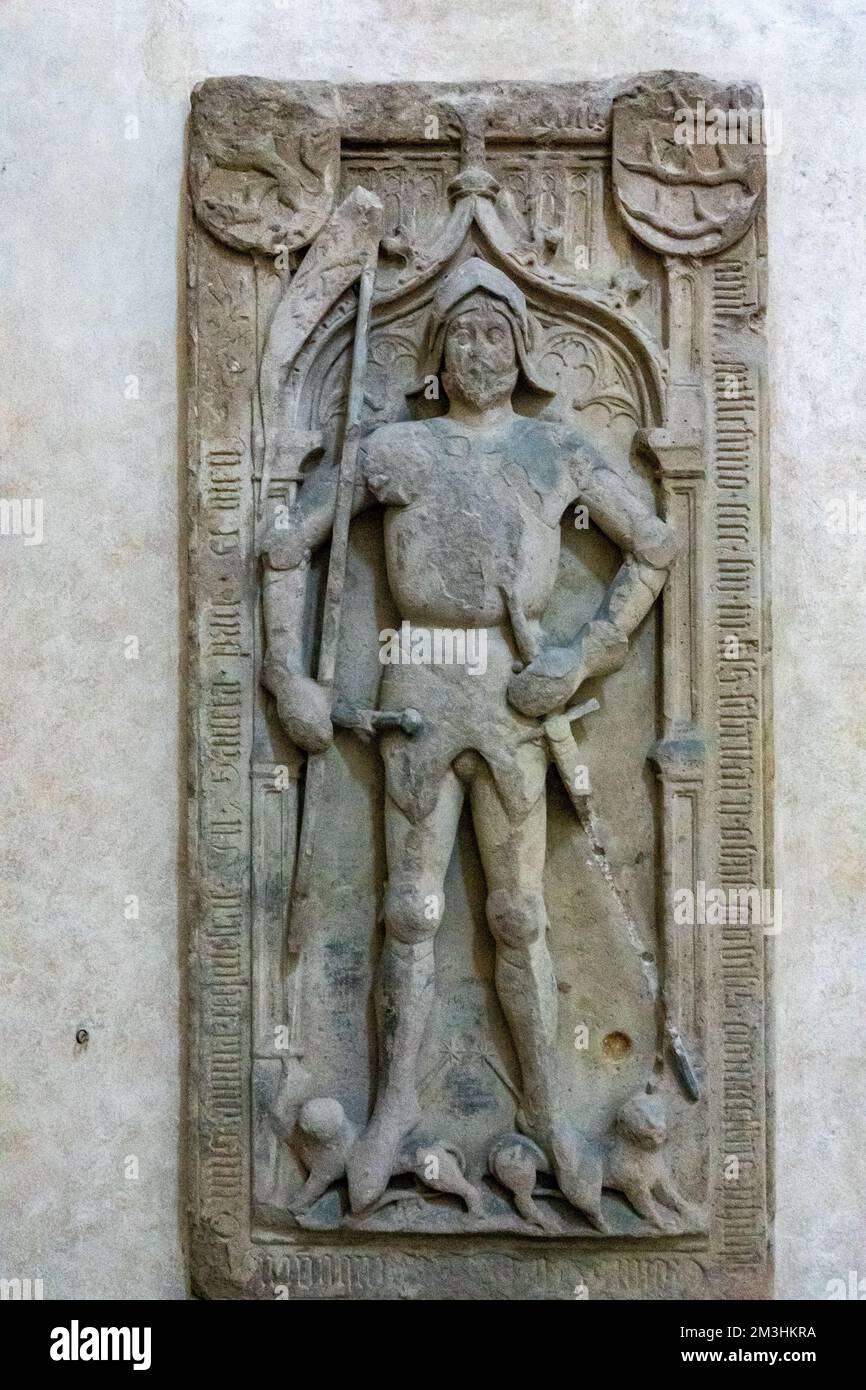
[469,747,559,1137]
[347,770,464,1212]
[470,748,605,1225]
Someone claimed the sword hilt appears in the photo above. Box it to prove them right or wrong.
[331,702,423,737]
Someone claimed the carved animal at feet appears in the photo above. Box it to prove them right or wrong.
[497,1093,693,1233]
[392,1140,486,1215]
[603,1090,692,1233]
[488,1132,560,1231]
[288,1097,358,1215]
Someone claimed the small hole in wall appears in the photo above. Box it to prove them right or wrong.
[602,1030,632,1061]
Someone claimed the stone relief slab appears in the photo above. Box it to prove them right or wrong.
[186,75,772,1300]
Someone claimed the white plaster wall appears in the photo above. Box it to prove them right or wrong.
[2,0,863,1300]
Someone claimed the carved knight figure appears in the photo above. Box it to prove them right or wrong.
[259,256,682,1217]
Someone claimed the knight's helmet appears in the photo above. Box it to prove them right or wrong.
[408,256,554,401]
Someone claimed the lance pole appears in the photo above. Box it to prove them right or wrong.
[286,250,379,958]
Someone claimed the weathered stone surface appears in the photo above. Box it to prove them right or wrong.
[188,74,772,1299]
[11,0,865,1310]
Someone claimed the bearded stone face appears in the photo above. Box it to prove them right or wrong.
[440,297,519,410]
